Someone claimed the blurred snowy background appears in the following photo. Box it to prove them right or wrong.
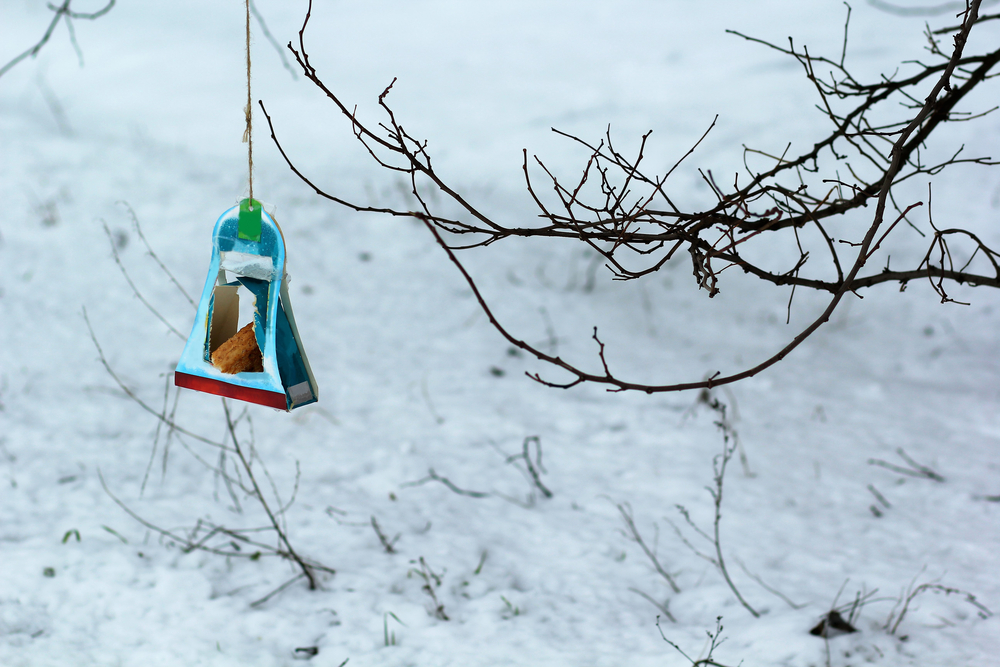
[1,1,999,665]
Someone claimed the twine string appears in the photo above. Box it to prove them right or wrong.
[242,0,253,208]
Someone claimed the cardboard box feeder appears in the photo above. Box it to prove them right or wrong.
[174,199,318,411]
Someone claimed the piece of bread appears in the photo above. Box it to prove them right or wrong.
[211,322,263,374]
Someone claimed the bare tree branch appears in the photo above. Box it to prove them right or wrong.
[269,0,998,394]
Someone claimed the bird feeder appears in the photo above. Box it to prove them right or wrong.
[174,199,318,411]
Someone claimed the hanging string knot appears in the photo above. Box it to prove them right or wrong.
[242,102,252,143]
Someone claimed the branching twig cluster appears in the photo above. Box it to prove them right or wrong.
[402,436,555,507]
[0,0,116,80]
[408,557,449,620]
[99,465,332,595]
[885,578,992,635]
[102,220,185,340]
[867,447,943,516]
[266,0,999,395]
[669,436,760,618]
[618,393,804,621]
[868,446,946,481]
[617,502,681,596]
[504,436,553,499]
[809,574,992,644]
[617,502,679,623]
[101,202,195,343]
[402,468,491,499]
[88,206,333,606]
[657,616,736,667]
[88,357,335,597]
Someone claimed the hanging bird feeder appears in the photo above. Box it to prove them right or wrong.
[174,198,318,411]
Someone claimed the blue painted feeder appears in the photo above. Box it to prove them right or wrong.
[175,199,318,411]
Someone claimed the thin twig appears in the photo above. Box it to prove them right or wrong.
[101,221,184,339]
[401,468,491,498]
[887,581,992,634]
[408,557,449,620]
[0,1,116,79]
[504,436,553,499]
[370,516,400,553]
[617,502,680,593]
[117,201,196,308]
[734,557,806,609]
[656,616,735,667]
[868,447,945,481]
[671,437,760,617]
[83,308,229,450]
[628,587,677,623]
[222,399,319,589]
[248,0,298,80]
[707,441,759,617]
[140,374,172,495]
[250,573,307,608]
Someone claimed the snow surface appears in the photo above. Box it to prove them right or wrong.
[1,1,999,665]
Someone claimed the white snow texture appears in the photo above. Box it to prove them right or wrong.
[1,1,998,666]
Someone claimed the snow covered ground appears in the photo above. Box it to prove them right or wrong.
[1,1,998,665]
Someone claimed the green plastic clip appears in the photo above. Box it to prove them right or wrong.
[238,198,262,242]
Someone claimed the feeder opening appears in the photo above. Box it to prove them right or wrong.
[207,273,263,374]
